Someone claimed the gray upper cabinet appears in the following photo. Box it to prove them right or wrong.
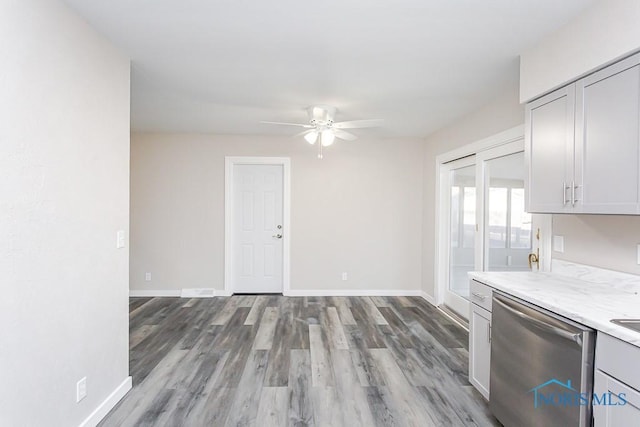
[525,85,576,213]
[526,52,640,214]
[575,54,640,214]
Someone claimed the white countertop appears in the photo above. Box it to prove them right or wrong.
[468,269,640,347]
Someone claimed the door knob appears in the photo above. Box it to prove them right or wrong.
[528,248,540,270]
[272,234,283,239]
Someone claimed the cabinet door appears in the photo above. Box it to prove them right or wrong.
[469,304,491,399]
[594,370,640,426]
[525,85,575,213]
[575,53,640,214]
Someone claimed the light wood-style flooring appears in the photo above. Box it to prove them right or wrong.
[99,295,499,426]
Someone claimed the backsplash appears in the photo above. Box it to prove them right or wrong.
[552,214,640,276]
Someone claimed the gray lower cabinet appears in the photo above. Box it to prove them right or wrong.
[593,370,640,426]
[593,333,640,426]
[526,51,640,215]
[469,304,491,399]
[469,280,493,400]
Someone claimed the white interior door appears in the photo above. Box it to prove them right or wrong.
[231,164,284,293]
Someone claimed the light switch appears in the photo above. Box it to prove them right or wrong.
[553,235,564,253]
[116,230,125,249]
[76,377,87,402]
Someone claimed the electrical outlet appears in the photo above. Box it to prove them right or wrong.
[553,235,564,253]
[341,272,348,281]
[145,272,152,281]
[76,377,87,403]
[116,230,125,249]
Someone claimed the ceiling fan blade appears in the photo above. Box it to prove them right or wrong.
[260,121,313,128]
[333,129,358,141]
[332,119,383,129]
[293,129,315,138]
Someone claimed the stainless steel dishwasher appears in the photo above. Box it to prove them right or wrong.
[490,292,595,427]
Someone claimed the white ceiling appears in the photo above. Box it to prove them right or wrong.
[63,0,594,138]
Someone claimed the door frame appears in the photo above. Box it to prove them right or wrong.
[224,157,291,296]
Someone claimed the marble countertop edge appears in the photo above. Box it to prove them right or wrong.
[468,270,640,348]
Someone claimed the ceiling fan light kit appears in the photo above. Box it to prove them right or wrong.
[321,130,335,146]
[260,105,382,159]
[304,131,318,144]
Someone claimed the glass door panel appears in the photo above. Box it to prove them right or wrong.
[442,158,477,317]
[483,152,532,271]
[449,165,476,298]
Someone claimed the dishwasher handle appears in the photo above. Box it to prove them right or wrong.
[493,295,583,346]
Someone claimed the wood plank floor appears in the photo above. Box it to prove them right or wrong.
[100,296,499,426]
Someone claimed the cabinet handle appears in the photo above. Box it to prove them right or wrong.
[573,182,580,205]
[563,181,570,205]
[472,292,486,301]
[488,324,492,343]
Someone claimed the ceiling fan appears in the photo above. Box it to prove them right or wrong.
[261,105,383,158]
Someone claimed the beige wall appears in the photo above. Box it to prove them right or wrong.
[130,133,423,293]
[552,215,640,275]
[520,0,640,102]
[421,88,525,299]
[0,0,130,425]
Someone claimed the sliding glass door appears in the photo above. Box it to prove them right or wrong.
[439,140,544,319]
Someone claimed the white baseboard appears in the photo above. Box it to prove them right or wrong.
[129,289,428,299]
[283,289,422,297]
[420,291,436,306]
[180,288,216,298]
[78,376,132,427]
[129,290,181,297]
[216,291,233,297]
